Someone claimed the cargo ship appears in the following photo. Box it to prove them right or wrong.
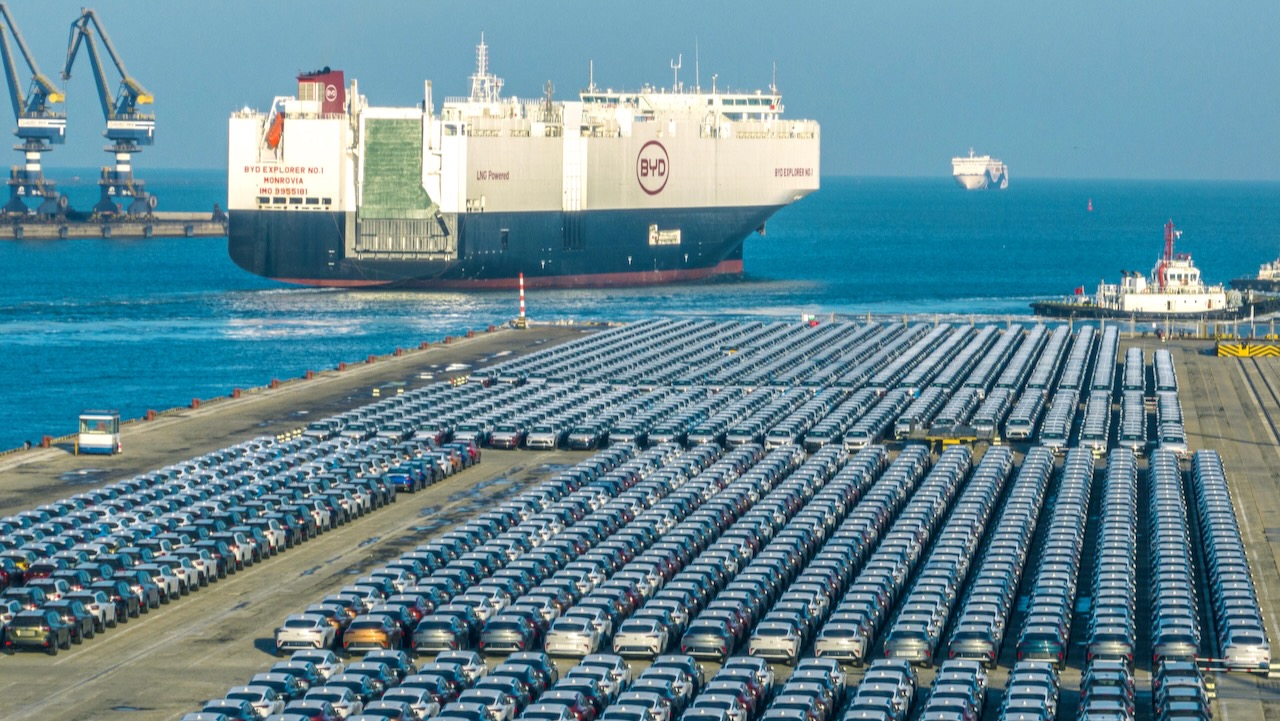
[1032,221,1280,320]
[1230,258,1280,293]
[226,39,820,288]
[951,148,1007,190]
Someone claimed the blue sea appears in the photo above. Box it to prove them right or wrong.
[2,169,1278,451]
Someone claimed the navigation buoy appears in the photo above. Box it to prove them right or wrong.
[1087,198,1093,212]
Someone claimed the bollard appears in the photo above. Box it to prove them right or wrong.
[367,354,376,364]
[466,329,475,338]
[420,341,430,349]
[41,435,52,448]
[488,324,497,333]
[305,370,314,380]
[146,409,157,421]
[394,348,404,357]
[443,336,452,344]
[270,379,280,389]
[338,362,347,371]
[232,388,242,398]
[191,399,201,409]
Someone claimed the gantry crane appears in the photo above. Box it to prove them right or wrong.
[63,7,155,216]
[0,3,67,217]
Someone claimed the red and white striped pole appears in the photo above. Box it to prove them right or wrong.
[518,272,526,324]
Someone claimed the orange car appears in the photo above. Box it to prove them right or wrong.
[342,614,403,654]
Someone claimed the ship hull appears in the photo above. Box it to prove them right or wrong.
[953,174,990,190]
[1030,297,1280,321]
[228,204,779,288]
[1230,278,1280,293]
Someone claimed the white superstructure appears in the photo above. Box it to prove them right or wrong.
[952,148,1008,190]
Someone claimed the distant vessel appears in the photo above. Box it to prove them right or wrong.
[952,148,1007,190]
[1032,221,1280,320]
[1230,258,1280,293]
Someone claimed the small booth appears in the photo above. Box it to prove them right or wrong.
[77,410,121,455]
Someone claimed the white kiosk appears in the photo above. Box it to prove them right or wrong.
[78,410,121,455]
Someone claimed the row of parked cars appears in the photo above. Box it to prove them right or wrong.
[1,427,474,656]
[1078,449,1140,721]
[1191,451,1272,671]
[994,660,1060,721]
[1148,450,1204,663]
[882,447,1015,666]
[946,447,1053,668]
[1014,448,1093,669]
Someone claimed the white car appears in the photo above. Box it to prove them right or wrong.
[546,616,604,657]
[136,564,183,602]
[457,688,518,721]
[225,685,285,720]
[435,650,488,684]
[153,557,201,593]
[275,613,338,655]
[304,686,363,720]
[378,687,441,721]
[65,590,118,631]
[291,648,345,680]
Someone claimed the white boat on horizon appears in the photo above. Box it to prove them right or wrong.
[952,148,1008,190]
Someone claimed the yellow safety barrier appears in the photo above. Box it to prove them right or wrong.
[1217,342,1280,357]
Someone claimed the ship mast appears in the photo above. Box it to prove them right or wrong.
[1157,219,1180,291]
[469,33,503,103]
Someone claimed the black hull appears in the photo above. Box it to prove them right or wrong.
[1031,296,1280,322]
[1230,278,1280,292]
[228,205,782,288]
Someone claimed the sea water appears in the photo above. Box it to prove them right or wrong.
[1,170,1277,449]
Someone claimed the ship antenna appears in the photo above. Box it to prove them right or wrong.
[671,54,682,92]
[588,59,596,93]
[770,61,777,94]
[470,33,503,102]
[695,38,700,93]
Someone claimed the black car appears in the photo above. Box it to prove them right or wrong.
[46,599,97,644]
[3,609,71,655]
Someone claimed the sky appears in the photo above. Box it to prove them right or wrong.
[9,0,1279,180]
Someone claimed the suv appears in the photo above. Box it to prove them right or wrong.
[3,609,71,655]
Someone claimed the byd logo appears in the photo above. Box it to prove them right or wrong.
[636,141,669,195]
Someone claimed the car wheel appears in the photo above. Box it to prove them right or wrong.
[160,591,170,605]
[95,620,105,634]
[149,595,160,610]
[47,642,58,656]
[200,575,208,588]
[59,634,71,650]
[85,625,95,640]
[108,616,118,628]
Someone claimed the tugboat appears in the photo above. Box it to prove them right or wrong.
[1230,258,1280,293]
[1031,221,1280,321]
